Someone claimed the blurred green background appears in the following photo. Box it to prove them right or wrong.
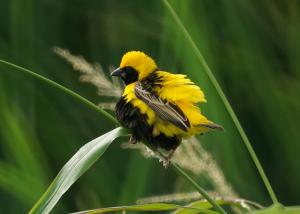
[1,0,300,213]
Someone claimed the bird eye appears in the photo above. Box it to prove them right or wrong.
[121,66,139,85]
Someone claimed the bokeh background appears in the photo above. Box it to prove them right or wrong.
[1,0,300,213]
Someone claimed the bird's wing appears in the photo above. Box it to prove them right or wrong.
[135,82,190,131]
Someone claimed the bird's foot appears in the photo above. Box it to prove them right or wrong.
[160,149,176,168]
[129,135,138,144]
[162,158,171,168]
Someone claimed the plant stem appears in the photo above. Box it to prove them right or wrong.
[172,163,227,214]
[162,0,278,204]
[140,141,225,212]
[0,59,119,125]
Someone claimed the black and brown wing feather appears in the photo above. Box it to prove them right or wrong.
[134,82,190,132]
[115,96,180,150]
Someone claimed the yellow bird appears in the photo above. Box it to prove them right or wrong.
[112,51,222,159]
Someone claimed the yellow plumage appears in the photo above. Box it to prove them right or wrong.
[119,51,219,138]
[120,51,157,80]
[112,51,222,153]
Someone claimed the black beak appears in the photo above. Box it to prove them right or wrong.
[111,67,123,77]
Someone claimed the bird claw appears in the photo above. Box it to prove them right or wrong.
[129,135,138,144]
[162,158,171,168]
[161,149,176,168]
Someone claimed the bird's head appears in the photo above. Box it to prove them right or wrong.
[111,51,157,85]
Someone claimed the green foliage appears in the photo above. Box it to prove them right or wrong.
[0,61,223,213]
[250,204,300,214]
[69,198,264,213]
[72,203,183,214]
[76,203,218,214]
[1,0,300,213]
[162,0,277,204]
[29,127,127,214]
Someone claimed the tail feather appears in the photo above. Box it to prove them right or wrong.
[197,123,224,131]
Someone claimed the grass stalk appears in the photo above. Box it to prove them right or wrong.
[172,163,227,214]
[0,59,118,124]
[162,0,278,204]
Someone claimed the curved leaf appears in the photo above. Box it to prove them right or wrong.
[172,200,225,214]
[29,127,128,214]
[249,203,300,214]
[73,203,180,214]
[72,203,215,214]
[172,198,260,214]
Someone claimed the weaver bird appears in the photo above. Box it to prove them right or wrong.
[112,51,223,162]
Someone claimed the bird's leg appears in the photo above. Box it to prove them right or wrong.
[161,148,177,168]
[129,135,138,144]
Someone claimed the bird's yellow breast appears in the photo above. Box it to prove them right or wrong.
[123,83,156,125]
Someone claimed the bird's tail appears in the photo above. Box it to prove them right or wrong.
[196,122,224,131]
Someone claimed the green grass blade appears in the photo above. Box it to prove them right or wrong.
[162,0,278,204]
[172,200,225,214]
[172,197,263,214]
[72,203,217,214]
[172,202,219,214]
[73,203,181,214]
[172,163,227,214]
[0,59,118,124]
[29,127,128,214]
[249,203,300,214]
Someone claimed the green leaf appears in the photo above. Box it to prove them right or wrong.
[72,203,214,214]
[171,164,227,214]
[172,198,263,214]
[249,203,300,214]
[74,203,180,213]
[172,200,225,214]
[71,198,269,214]
[29,127,128,214]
